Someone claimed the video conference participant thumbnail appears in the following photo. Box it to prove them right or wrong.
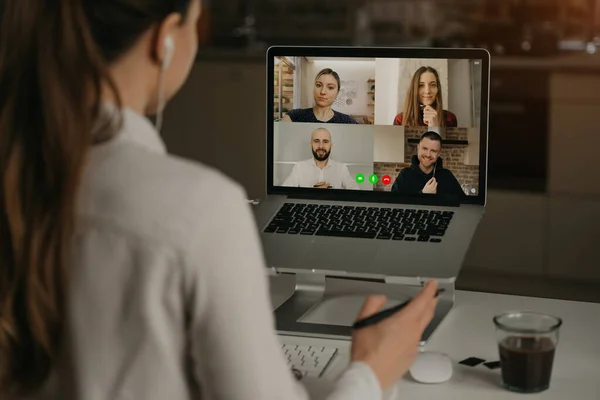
[393,66,458,128]
[282,127,359,189]
[391,131,464,197]
[280,68,357,124]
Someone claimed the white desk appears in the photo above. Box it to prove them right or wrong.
[269,275,600,400]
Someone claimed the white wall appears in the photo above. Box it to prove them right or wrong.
[465,127,480,166]
[448,59,474,127]
[301,60,376,117]
[374,125,405,163]
[374,58,401,125]
[273,122,375,190]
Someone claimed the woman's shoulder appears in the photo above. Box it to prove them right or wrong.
[286,108,312,121]
[393,112,403,125]
[443,110,458,126]
[84,146,245,244]
[333,110,357,124]
[141,155,245,217]
[443,110,457,118]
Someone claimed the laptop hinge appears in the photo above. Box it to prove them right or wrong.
[294,272,327,294]
[286,192,460,207]
[276,270,432,287]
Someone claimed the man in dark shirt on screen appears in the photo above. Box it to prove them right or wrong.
[391,131,465,198]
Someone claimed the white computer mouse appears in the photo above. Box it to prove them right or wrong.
[408,351,453,384]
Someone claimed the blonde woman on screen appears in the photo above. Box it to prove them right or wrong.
[393,66,458,128]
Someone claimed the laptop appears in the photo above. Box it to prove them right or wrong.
[253,46,490,340]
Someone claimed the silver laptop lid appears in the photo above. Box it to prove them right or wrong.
[266,46,490,208]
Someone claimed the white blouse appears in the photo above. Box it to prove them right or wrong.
[282,158,360,190]
[26,108,381,400]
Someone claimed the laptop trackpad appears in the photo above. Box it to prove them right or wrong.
[307,238,378,272]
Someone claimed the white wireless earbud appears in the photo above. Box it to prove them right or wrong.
[162,35,175,70]
[155,35,174,132]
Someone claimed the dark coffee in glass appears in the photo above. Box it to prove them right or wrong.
[494,312,562,393]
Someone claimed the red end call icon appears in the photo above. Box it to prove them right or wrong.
[382,175,391,185]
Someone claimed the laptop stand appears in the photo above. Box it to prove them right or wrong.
[273,272,455,345]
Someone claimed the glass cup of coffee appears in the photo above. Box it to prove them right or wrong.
[493,312,562,393]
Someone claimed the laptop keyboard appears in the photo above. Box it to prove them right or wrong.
[263,203,453,243]
[282,343,338,379]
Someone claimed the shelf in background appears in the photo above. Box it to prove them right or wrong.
[407,138,468,145]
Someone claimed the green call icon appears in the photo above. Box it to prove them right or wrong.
[369,174,378,184]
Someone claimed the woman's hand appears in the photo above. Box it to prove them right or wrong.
[422,105,439,127]
[350,280,439,390]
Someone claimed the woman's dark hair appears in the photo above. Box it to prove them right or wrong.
[0,0,192,395]
[402,66,445,127]
[314,68,341,92]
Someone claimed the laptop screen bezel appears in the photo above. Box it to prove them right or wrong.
[266,46,490,207]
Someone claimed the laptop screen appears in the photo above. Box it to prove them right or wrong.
[267,47,490,206]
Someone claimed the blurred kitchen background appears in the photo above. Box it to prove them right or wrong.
[162,0,600,302]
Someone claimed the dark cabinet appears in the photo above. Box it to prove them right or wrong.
[487,69,549,192]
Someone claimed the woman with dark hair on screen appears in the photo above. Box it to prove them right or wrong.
[393,66,458,128]
[0,1,439,399]
[281,68,358,124]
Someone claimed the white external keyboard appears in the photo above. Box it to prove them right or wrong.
[282,343,338,378]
